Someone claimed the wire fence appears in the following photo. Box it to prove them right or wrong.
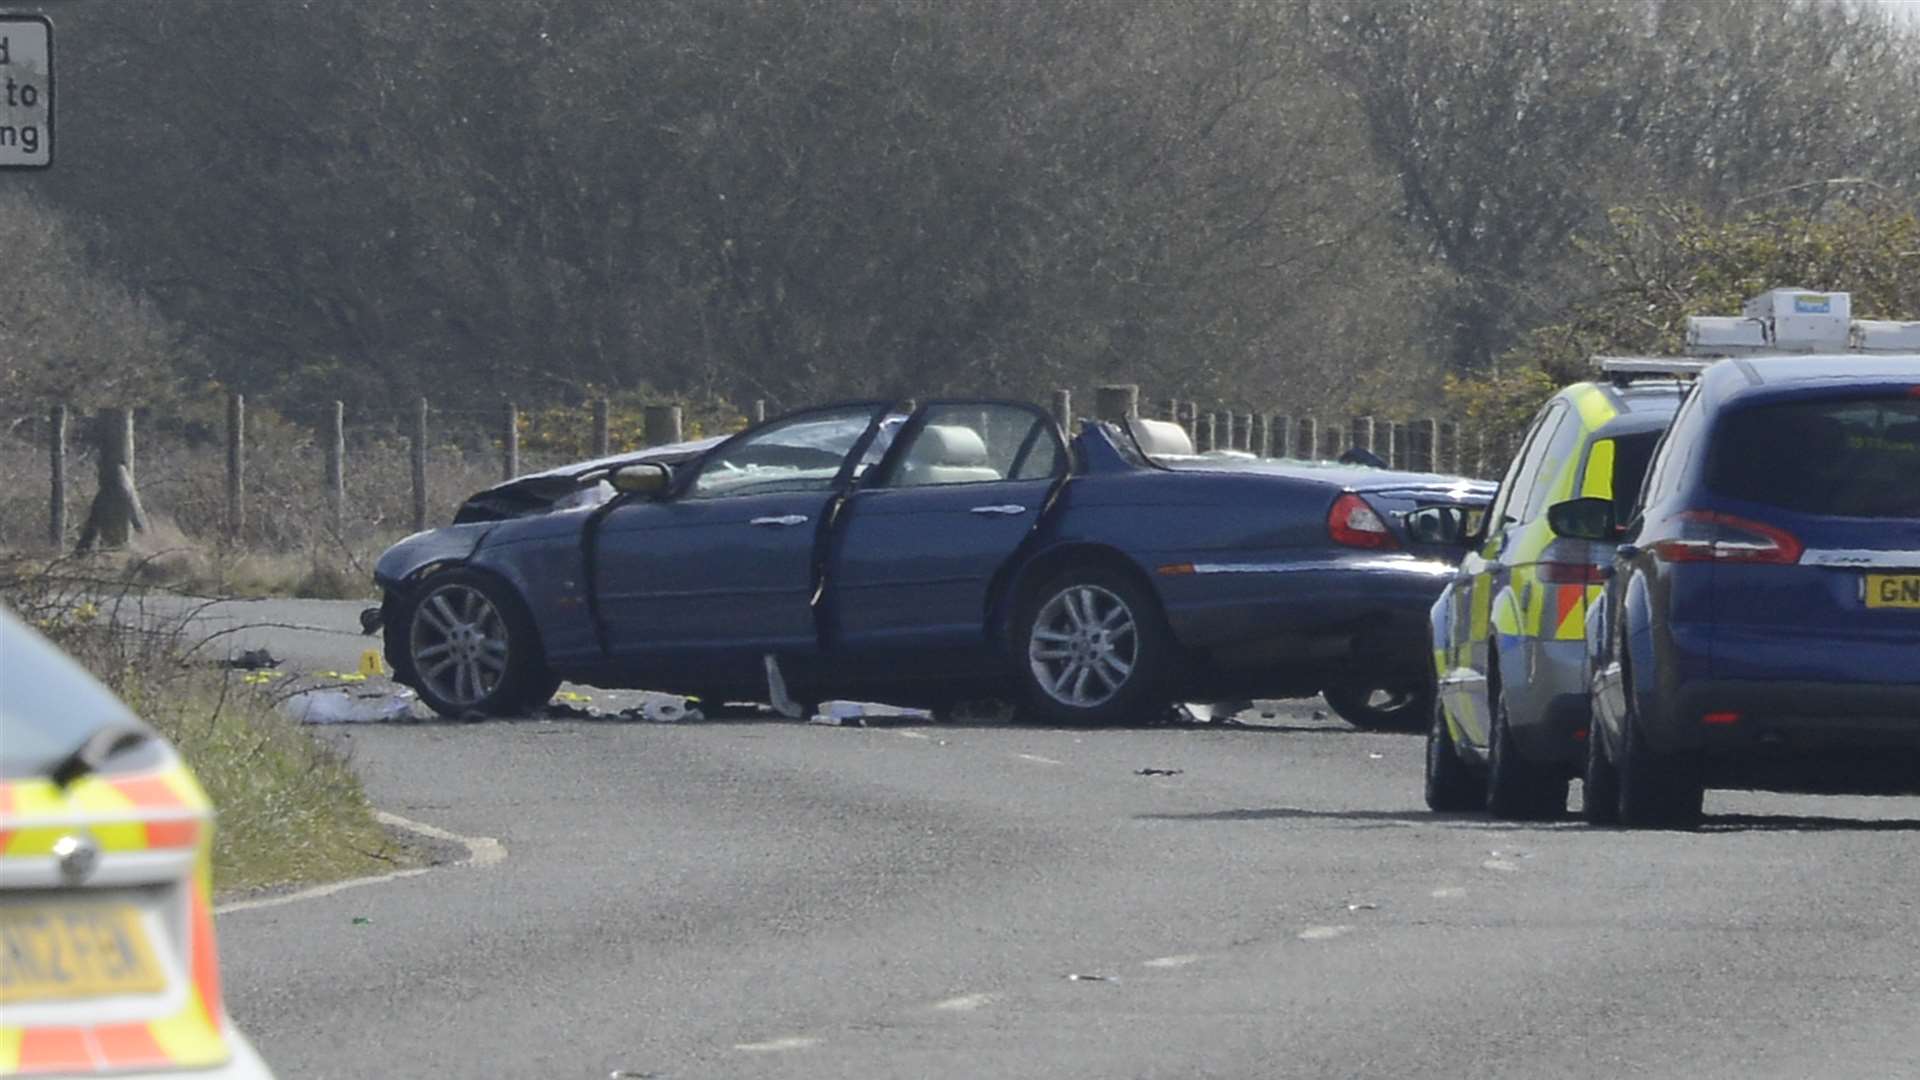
[1,388,1513,558]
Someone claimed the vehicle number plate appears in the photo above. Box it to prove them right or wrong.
[1865,574,1920,609]
[0,903,165,1004]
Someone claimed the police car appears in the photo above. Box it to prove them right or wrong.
[1424,361,1698,818]
[0,607,273,1079]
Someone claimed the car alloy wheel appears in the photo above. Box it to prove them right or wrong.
[1028,584,1138,709]
[410,582,512,709]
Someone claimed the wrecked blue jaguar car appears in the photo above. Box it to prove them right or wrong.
[370,400,1492,727]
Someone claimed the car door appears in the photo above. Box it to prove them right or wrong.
[591,403,893,666]
[1443,401,1567,747]
[825,402,1067,668]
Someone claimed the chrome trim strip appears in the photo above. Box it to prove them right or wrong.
[1801,549,1920,569]
[1188,558,1455,577]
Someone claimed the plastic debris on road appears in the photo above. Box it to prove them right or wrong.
[1065,973,1114,982]
[1135,767,1183,777]
[282,685,418,724]
[809,700,935,727]
[629,697,703,723]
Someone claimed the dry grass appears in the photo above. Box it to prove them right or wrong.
[0,418,564,598]
[3,557,412,894]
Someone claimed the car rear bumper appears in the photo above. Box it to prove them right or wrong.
[1662,679,1920,794]
[1160,555,1453,652]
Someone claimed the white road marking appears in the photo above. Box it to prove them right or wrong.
[1016,753,1063,765]
[1142,954,1202,969]
[1297,925,1354,941]
[932,993,995,1011]
[1431,886,1468,899]
[895,730,931,740]
[734,1037,821,1052]
[1481,859,1520,873]
[216,810,504,915]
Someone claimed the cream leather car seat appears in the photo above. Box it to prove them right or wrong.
[899,424,1004,485]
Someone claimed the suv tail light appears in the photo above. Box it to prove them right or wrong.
[1328,493,1398,550]
[1649,511,1803,565]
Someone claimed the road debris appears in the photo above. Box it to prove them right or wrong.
[1065,973,1114,982]
[1347,901,1379,912]
[1135,767,1183,777]
[282,685,417,724]
[629,697,703,723]
[811,700,934,726]
[220,647,280,670]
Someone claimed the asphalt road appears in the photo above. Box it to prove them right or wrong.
[204,600,1920,1080]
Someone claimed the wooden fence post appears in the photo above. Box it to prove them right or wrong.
[411,397,429,533]
[1349,416,1375,455]
[592,398,611,457]
[1296,416,1318,459]
[326,401,345,538]
[644,404,683,447]
[1051,389,1073,431]
[48,404,66,549]
[76,407,146,551]
[1093,384,1139,422]
[1270,415,1291,459]
[1162,398,1179,424]
[226,392,245,542]
[1412,418,1439,472]
[1233,412,1251,452]
[502,402,519,481]
[1197,411,1216,452]
[752,399,767,424]
[1439,420,1460,474]
[1253,413,1270,457]
[1179,401,1198,439]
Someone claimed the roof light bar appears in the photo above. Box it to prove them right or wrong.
[1590,357,1713,386]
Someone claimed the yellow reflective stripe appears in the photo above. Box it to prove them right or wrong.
[1570,384,1617,431]
[1491,586,1525,636]
[147,1001,229,1068]
[0,1026,21,1072]
[1582,438,1616,499]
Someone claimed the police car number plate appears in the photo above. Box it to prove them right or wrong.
[1865,574,1920,609]
[0,902,165,1003]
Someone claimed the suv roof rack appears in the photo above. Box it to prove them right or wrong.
[1590,356,1713,387]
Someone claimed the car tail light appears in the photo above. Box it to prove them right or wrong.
[1703,711,1741,725]
[1537,561,1607,584]
[1648,511,1803,565]
[1328,493,1398,550]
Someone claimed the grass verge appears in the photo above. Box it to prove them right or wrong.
[5,555,418,895]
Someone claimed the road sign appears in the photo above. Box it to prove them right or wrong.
[0,14,51,168]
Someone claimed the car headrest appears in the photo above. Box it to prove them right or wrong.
[908,423,991,468]
[1129,417,1194,457]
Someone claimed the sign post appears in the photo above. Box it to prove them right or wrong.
[0,14,51,169]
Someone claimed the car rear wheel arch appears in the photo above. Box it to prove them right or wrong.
[995,543,1168,647]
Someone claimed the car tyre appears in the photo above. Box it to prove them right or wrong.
[1485,690,1568,820]
[1615,681,1703,829]
[1324,682,1433,733]
[1582,721,1621,826]
[1014,567,1170,726]
[395,569,551,720]
[1425,696,1483,813]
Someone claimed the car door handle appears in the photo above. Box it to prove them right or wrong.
[750,514,809,527]
[969,504,1027,516]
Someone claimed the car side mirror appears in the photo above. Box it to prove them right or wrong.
[609,463,671,497]
[1546,497,1616,542]
[1404,505,1473,546]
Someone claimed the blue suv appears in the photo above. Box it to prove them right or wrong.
[1555,354,1920,828]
